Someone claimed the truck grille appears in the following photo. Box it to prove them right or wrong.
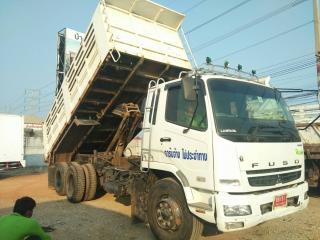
[248,171,301,187]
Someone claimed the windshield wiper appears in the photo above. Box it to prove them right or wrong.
[248,124,294,141]
[277,121,300,140]
[248,125,270,135]
[249,125,285,136]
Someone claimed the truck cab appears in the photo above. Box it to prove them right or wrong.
[141,69,309,232]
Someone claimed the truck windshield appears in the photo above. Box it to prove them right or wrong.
[207,79,300,142]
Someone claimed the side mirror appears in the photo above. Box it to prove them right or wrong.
[182,76,199,101]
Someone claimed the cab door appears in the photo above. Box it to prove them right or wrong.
[150,82,214,190]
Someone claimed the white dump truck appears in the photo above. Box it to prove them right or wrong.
[291,104,320,190]
[43,1,309,239]
[0,114,25,170]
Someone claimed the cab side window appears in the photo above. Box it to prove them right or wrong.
[165,85,207,131]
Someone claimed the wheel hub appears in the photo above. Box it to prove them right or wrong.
[156,197,182,231]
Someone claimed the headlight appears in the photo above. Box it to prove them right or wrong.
[219,179,240,186]
[223,205,252,216]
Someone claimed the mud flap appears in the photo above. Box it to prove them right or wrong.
[130,172,158,223]
[130,176,148,222]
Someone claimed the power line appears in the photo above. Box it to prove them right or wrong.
[4,81,54,114]
[257,52,314,71]
[7,93,27,113]
[9,103,25,114]
[273,62,315,77]
[269,62,316,78]
[3,87,54,116]
[185,0,252,35]
[184,0,209,14]
[39,81,55,90]
[38,101,54,107]
[262,57,316,75]
[40,91,55,99]
[273,79,315,88]
[262,58,316,77]
[260,56,316,75]
[9,97,24,109]
[271,71,315,82]
[214,20,313,61]
[6,92,24,106]
[193,0,309,53]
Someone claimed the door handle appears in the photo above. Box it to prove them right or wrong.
[160,137,171,142]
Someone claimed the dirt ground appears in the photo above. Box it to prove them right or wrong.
[0,170,320,240]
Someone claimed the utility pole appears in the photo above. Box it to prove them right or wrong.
[313,0,320,104]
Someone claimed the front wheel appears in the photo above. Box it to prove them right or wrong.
[147,178,203,240]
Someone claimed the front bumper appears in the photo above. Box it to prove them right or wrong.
[215,181,309,232]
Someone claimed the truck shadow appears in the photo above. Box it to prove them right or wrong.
[93,187,131,206]
[308,187,320,198]
[0,168,47,180]
[0,199,156,240]
[202,223,221,237]
[0,196,222,239]
[116,195,131,206]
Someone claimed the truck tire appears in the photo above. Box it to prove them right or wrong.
[66,162,85,203]
[82,163,97,201]
[48,165,56,189]
[54,162,68,196]
[147,178,203,240]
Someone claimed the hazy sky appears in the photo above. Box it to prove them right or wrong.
[0,0,316,116]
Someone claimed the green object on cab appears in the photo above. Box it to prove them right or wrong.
[295,148,304,155]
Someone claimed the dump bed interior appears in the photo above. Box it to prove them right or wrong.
[43,0,191,161]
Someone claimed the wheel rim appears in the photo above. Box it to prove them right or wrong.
[155,196,182,231]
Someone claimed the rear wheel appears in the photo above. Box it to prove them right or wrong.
[54,162,68,196]
[147,178,203,240]
[66,162,85,203]
[82,163,97,201]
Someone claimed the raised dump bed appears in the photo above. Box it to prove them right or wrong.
[291,104,320,159]
[291,104,320,187]
[43,0,191,163]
